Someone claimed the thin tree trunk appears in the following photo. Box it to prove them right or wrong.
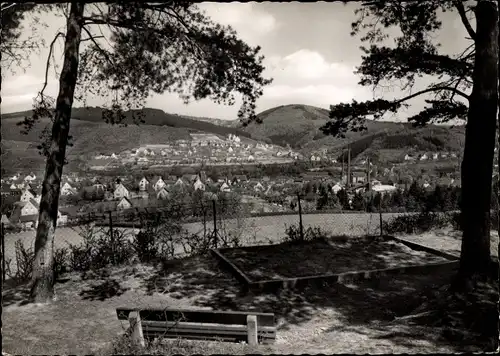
[30,2,84,303]
[458,0,498,284]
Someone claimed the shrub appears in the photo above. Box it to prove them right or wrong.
[68,223,134,271]
[5,240,34,284]
[283,224,329,243]
[132,219,184,262]
[53,247,70,279]
[383,211,450,235]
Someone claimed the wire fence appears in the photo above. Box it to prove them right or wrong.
[48,194,474,246]
[2,193,498,281]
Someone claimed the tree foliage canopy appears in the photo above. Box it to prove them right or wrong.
[323,0,475,138]
[17,2,272,149]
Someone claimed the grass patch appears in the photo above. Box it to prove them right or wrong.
[219,236,450,281]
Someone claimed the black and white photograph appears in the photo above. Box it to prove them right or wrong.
[1,0,499,354]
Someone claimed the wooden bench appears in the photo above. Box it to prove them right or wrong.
[116,308,276,347]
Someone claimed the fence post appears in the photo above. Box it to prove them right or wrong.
[297,193,304,241]
[1,222,5,283]
[212,199,218,248]
[108,211,115,265]
[379,198,383,237]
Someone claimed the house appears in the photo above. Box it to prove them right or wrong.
[371,180,382,187]
[10,199,39,219]
[92,180,105,191]
[248,155,255,162]
[61,182,76,196]
[254,182,265,192]
[193,178,205,191]
[352,172,366,184]
[113,183,130,200]
[20,188,37,202]
[24,172,36,182]
[220,182,231,192]
[117,196,133,210]
[174,178,185,186]
[234,175,248,183]
[332,183,343,194]
[419,153,428,161]
[404,154,415,161]
[157,187,170,200]
[138,177,150,191]
[372,184,397,194]
[432,153,439,160]
[1,214,10,225]
[153,177,166,191]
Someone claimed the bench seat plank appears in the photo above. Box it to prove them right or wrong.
[142,320,276,334]
[142,331,276,344]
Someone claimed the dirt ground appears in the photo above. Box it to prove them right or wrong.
[395,227,499,258]
[2,251,497,354]
[220,237,449,280]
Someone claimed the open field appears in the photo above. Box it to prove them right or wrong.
[220,237,450,281]
[2,212,395,264]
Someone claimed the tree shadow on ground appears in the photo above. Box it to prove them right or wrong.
[79,278,129,301]
[140,251,498,353]
[2,276,75,307]
[2,281,31,307]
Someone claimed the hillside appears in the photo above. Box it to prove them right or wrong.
[1,116,193,172]
[241,104,466,158]
[2,104,468,173]
[1,107,250,139]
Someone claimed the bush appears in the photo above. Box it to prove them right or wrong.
[53,247,70,279]
[5,240,69,285]
[283,224,329,243]
[68,223,134,271]
[383,212,450,235]
[5,240,34,284]
[132,219,185,262]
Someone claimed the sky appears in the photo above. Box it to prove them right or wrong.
[2,2,470,121]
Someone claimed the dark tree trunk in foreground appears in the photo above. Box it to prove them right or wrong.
[458,0,498,284]
[30,2,84,302]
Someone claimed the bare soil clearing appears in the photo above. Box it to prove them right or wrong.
[220,237,450,281]
[3,252,495,354]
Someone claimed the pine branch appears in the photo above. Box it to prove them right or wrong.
[323,86,469,138]
[454,0,476,40]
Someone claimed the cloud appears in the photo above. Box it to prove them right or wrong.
[263,49,372,108]
[2,74,59,112]
[198,3,278,44]
[266,49,360,84]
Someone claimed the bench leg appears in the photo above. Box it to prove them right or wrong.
[247,315,258,346]
[129,311,145,348]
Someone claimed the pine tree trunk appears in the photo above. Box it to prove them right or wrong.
[30,2,84,303]
[458,0,498,283]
